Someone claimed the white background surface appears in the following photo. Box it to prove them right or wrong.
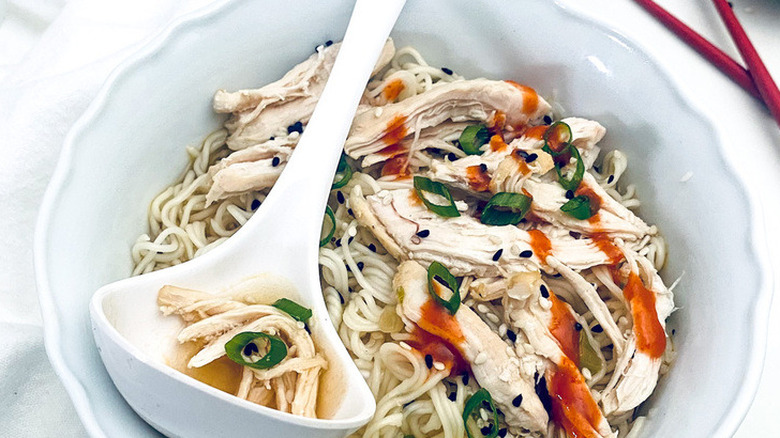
[0,0,777,436]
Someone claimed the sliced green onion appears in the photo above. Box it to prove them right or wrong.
[272,298,312,322]
[331,153,353,189]
[459,125,491,155]
[579,330,603,375]
[225,332,287,370]
[554,144,585,191]
[413,176,460,218]
[320,205,336,247]
[481,192,532,226]
[463,388,499,438]
[427,261,460,315]
[561,195,594,220]
[542,121,573,155]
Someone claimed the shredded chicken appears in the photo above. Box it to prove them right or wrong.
[394,261,548,433]
[216,39,395,150]
[344,79,552,161]
[158,285,327,418]
[350,185,643,277]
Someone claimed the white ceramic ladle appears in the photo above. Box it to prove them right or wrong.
[89,0,405,436]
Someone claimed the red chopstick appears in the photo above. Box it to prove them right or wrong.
[633,0,761,101]
[711,0,780,127]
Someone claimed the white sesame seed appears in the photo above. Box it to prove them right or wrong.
[400,341,412,351]
[680,171,693,183]
[582,368,593,380]
[486,312,500,324]
[506,346,514,357]
[296,321,305,329]
[348,226,357,237]
[474,352,487,365]
[477,304,489,314]
[374,107,383,117]
[480,408,488,422]
[433,361,446,371]
[498,324,508,337]
[540,297,552,310]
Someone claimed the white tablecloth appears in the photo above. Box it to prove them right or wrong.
[0,0,777,436]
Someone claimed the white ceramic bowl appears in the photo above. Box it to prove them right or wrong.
[35,0,772,437]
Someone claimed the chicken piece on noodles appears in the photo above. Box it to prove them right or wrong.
[393,261,549,433]
[350,185,642,277]
[215,39,395,150]
[344,79,552,161]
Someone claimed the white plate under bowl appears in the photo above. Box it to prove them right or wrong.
[34,0,772,436]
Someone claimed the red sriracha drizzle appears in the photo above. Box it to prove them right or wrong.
[547,290,605,438]
[623,272,666,359]
[548,292,580,367]
[548,357,604,438]
[407,299,470,376]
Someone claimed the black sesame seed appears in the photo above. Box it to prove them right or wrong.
[325,39,333,46]
[347,208,354,216]
[519,250,533,258]
[338,292,345,304]
[287,121,303,134]
[441,67,453,75]
[448,152,458,161]
[416,229,430,238]
[269,136,275,141]
[575,322,583,331]
[525,153,538,163]
[672,329,676,335]
[425,354,434,369]
[461,373,470,385]
[540,284,549,298]
[492,249,503,261]
[304,324,311,334]
[569,231,581,239]
[506,330,517,343]
[515,149,530,160]
[481,424,494,436]
[498,428,508,438]
[251,199,261,210]
[592,324,603,333]
[607,174,614,184]
[728,1,733,7]
[543,115,553,125]
[512,394,523,407]
[368,243,377,252]
[271,156,281,167]
[337,191,345,204]
[448,391,457,402]
[357,262,364,271]
[348,236,354,244]
[346,265,351,272]
[565,190,574,199]
[243,342,259,356]
[553,273,562,278]
[593,165,601,173]
[479,163,488,173]
[335,239,342,247]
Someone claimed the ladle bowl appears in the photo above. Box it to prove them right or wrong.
[89,0,405,436]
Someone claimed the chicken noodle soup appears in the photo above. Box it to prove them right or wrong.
[134,39,675,437]
[157,274,340,419]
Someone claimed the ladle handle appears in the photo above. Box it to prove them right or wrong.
[257,0,406,242]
